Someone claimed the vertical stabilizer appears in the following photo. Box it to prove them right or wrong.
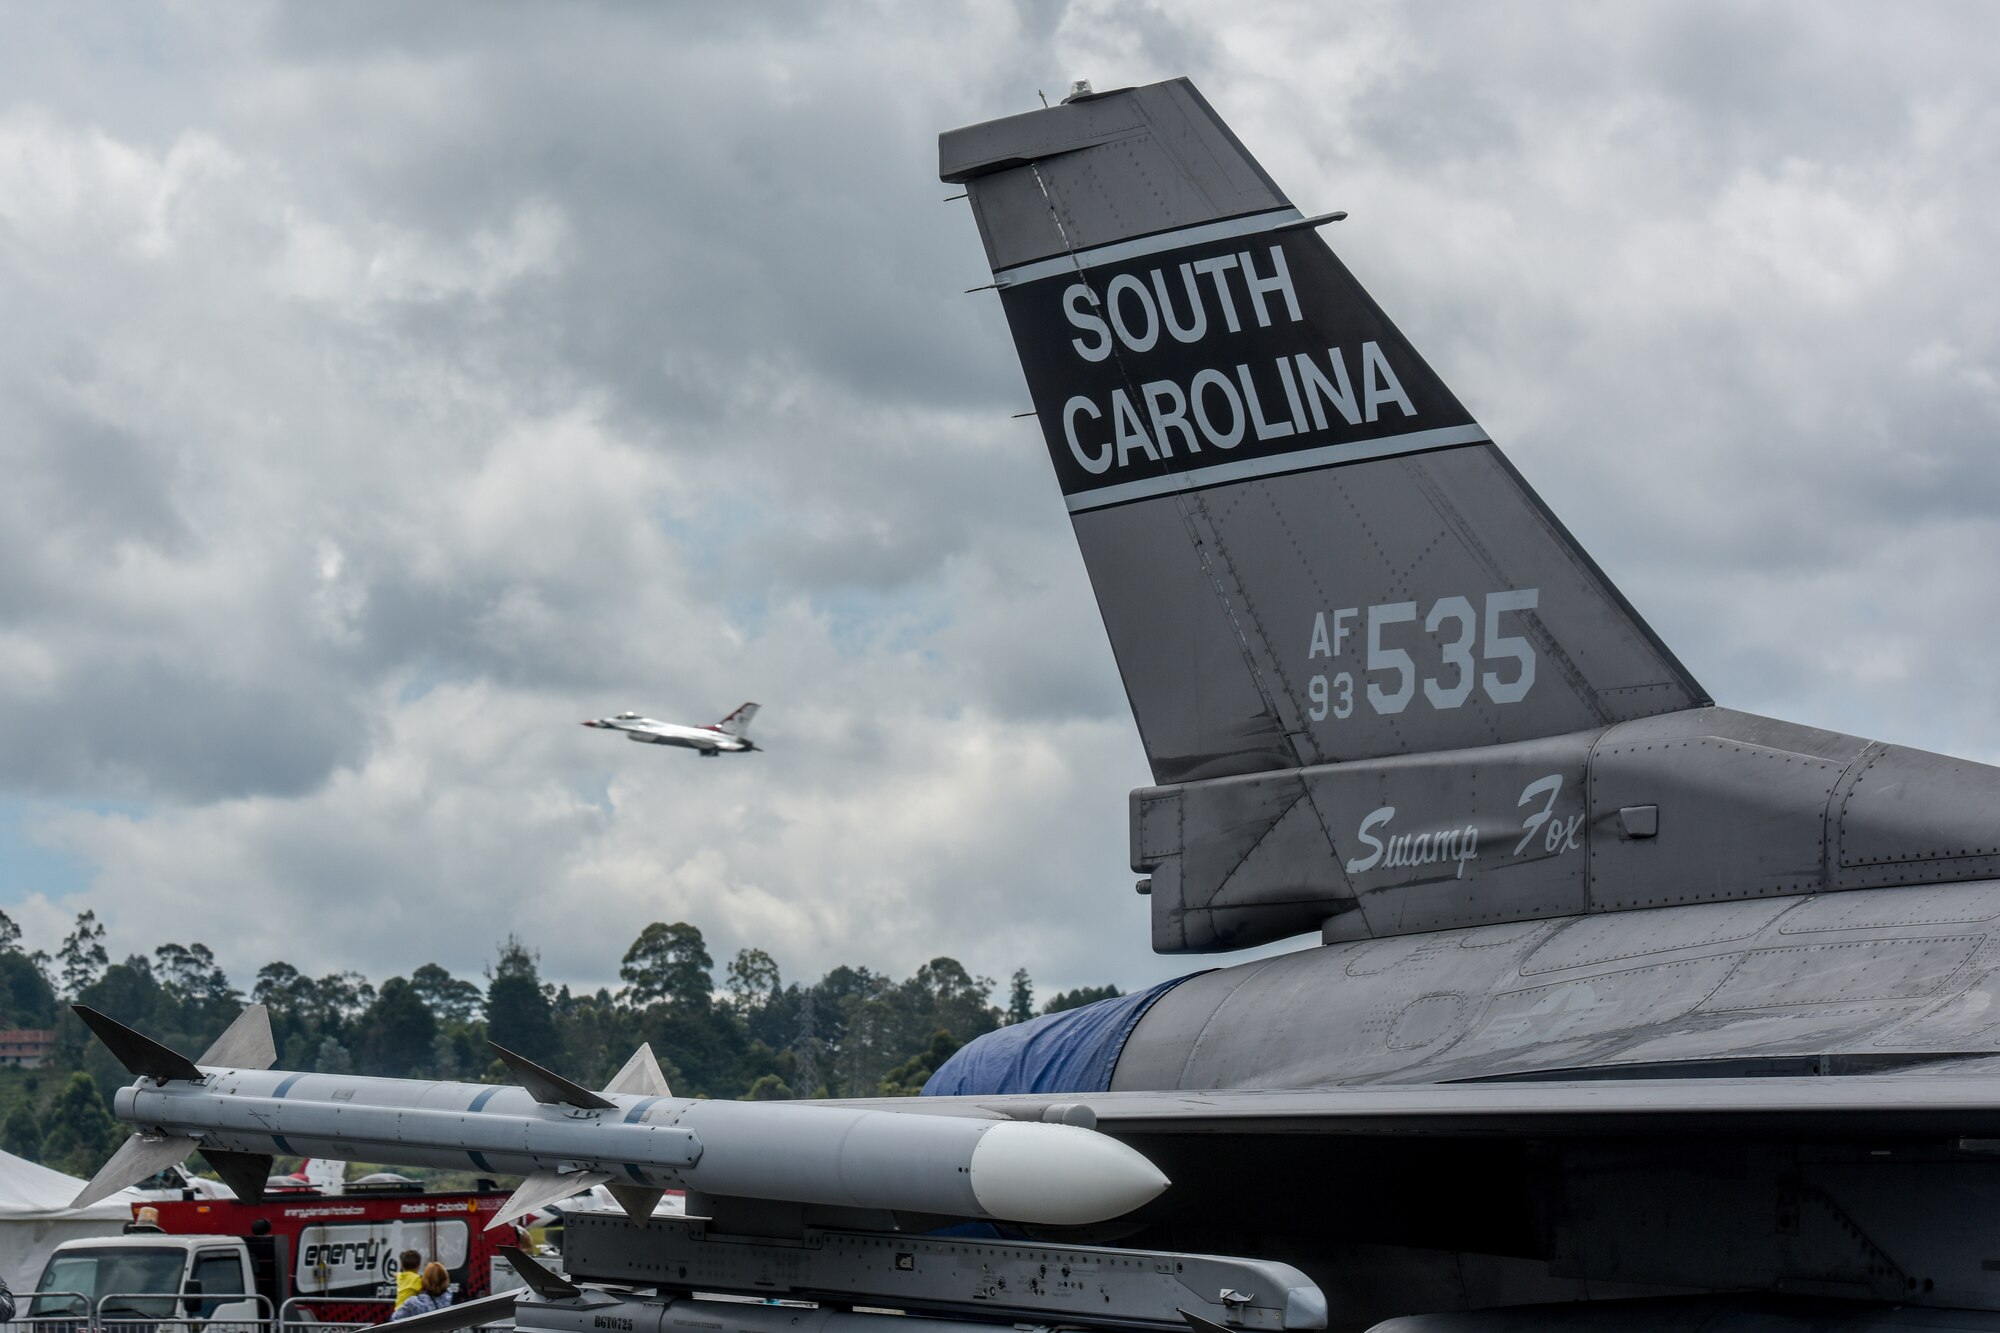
[717,702,760,738]
[942,81,1704,786]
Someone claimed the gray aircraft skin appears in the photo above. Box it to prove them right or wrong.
[930,79,2000,1329]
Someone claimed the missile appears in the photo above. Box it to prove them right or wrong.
[71,1005,1169,1228]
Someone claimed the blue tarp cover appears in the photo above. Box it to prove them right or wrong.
[922,975,1192,1096]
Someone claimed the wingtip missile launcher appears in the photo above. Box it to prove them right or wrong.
[72,1003,1169,1230]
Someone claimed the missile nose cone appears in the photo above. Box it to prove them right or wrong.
[966,1121,1169,1225]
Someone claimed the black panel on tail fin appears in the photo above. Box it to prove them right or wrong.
[943,80,1705,786]
[202,1148,274,1203]
[74,1004,204,1082]
[489,1041,616,1110]
[500,1246,582,1300]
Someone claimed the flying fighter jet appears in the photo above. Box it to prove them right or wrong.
[922,78,2000,1329]
[582,703,759,756]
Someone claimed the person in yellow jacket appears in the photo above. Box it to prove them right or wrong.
[393,1251,424,1310]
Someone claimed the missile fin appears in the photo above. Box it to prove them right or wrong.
[603,1181,665,1226]
[487,1168,614,1231]
[603,1043,672,1098]
[73,1005,203,1083]
[201,1147,275,1203]
[360,1291,519,1333]
[499,1246,582,1300]
[72,1130,200,1209]
[198,1005,277,1071]
[489,1041,616,1110]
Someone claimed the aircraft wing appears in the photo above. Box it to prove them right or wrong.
[846,1074,2000,1140]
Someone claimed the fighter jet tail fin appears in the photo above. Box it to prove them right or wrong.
[716,702,760,737]
[941,80,1705,786]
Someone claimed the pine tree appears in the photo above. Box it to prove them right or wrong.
[1007,969,1034,1025]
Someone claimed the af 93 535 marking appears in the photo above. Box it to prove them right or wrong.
[1305,589,1540,721]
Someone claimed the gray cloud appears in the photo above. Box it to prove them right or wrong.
[0,1,1997,1000]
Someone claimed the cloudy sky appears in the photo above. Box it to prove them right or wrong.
[2,1,1997,1005]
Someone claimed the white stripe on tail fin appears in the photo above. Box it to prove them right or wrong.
[717,702,760,737]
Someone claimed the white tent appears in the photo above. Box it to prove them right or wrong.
[0,1148,139,1294]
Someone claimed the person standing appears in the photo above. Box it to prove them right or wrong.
[392,1251,424,1310]
[391,1264,453,1321]
[1,1269,15,1325]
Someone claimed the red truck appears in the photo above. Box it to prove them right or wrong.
[35,1186,520,1326]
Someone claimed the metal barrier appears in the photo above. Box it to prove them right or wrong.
[10,1288,91,1333]
[92,1290,273,1333]
[278,1296,395,1333]
[5,1288,503,1333]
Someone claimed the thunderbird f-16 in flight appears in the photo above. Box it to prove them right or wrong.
[582,702,759,755]
[71,78,2000,1333]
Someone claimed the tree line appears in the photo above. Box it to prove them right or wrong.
[0,908,1121,1178]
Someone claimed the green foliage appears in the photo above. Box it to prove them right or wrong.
[1043,984,1123,1015]
[725,949,781,1008]
[410,963,483,1024]
[2,1100,40,1159]
[1007,969,1034,1025]
[487,937,560,1066]
[359,977,438,1077]
[744,1073,794,1100]
[621,922,714,1011]
[38,1072,119,1175]
[0,949,57,1027]
[878,1029,963,1096]
[58,910,109,998]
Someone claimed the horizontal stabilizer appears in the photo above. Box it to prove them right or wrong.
[198,1005,277,1071]
[72,1131,199,1209]
[488,1168,614,1231]
[604,1181,665,1226]
[603,1042,672,1098]
[201,1147,274,1203]
[360,1291,519,1333]
[500,1245,582,1300]
[74,1005,203,1083]
[489,1041,616,1110]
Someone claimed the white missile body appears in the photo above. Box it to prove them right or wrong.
[76,1007,1168,1229]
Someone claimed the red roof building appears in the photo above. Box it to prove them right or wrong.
[0,1029,55,1068]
